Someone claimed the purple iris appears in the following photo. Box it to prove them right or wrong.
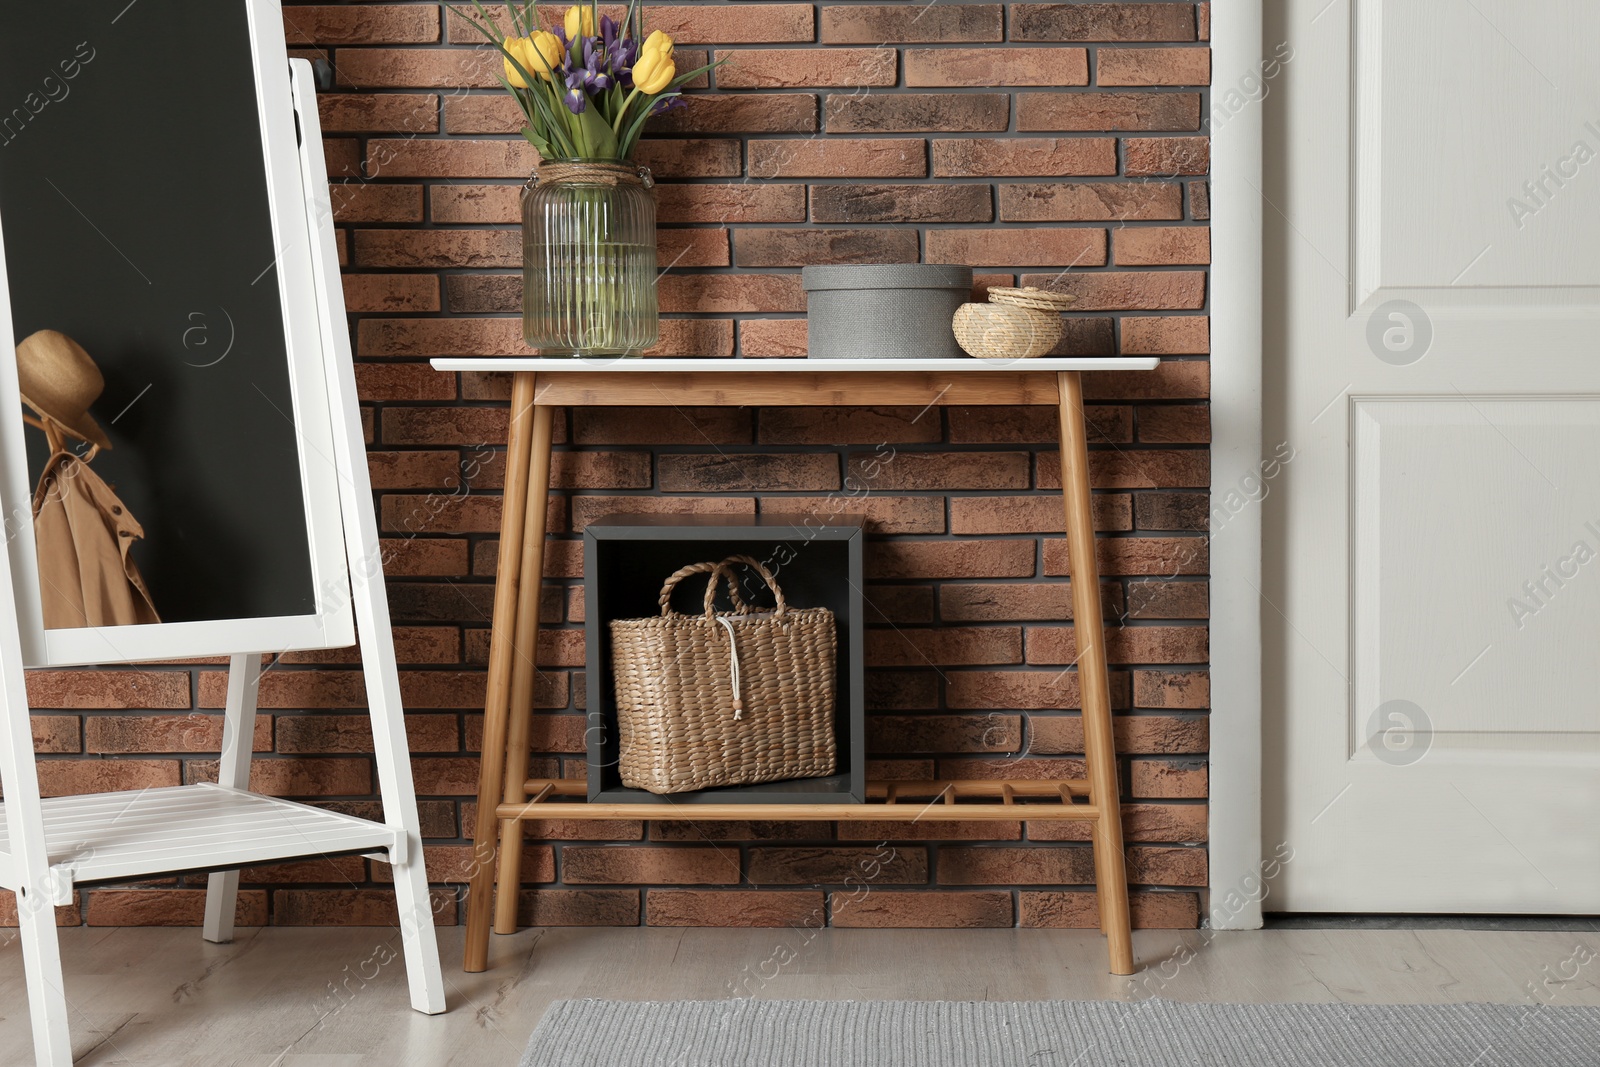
[608,36,637,85]
[553,24,580,71]
[650,95,686,116]
[600,14,618,51]
[563,70,587,113]
[580,39,612,91]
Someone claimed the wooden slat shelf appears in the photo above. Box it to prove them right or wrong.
[500,778,1099,822]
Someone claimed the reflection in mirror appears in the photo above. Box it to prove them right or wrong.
[0,0,317,631]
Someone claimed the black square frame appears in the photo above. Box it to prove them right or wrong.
[583,513,866,804]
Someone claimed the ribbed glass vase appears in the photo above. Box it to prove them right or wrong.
[521,158,658,357]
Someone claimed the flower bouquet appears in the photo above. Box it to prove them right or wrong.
[451,1,718,355]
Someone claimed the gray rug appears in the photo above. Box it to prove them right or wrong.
[520,998,1600,1066]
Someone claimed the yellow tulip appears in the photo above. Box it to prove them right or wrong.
[631,48,675,94]
[564,5,595,39]
[503,32,562,86]
[640,29,673,58]
[529,31,564,77]
[503,37,537,87]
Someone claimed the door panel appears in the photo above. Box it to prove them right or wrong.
[1353,398,1600,748]
[1265,0,1600,912]
[1355,1,1600,299]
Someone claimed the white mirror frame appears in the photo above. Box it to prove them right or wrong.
[0,0,354,668]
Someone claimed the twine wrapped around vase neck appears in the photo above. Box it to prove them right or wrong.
[535,160,653,188]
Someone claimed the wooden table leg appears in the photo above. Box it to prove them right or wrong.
[493,400,555,935]
[1056,371,1136,976]
[464,372,539,973]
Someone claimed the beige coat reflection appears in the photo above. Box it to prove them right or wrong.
[33,450,159,629]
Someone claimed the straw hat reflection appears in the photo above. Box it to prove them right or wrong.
[15,329,113,451]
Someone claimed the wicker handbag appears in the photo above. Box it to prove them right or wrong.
[609,555,838,794]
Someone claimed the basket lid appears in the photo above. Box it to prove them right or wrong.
[802,263,974,292]
[988,285,1078,311]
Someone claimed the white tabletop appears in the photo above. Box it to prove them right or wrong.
[429,357,1161,373]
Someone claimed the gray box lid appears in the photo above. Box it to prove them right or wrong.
[802,263,973,291]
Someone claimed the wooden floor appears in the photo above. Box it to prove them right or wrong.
[2,923,1598,1066]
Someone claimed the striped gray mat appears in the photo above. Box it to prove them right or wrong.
[520,998,1599,1066]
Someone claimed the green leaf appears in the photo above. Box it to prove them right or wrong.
[492,72,537,125]
[617,93,666,158]
[522,128,553,156]
[610,86,641,138]
[459,0,505,43]
[576,101,620,159]
[666,57,725,91]
[493,65,579,158]
[506,0,531,37]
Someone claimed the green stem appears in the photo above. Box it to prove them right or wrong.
[612,87,643,138]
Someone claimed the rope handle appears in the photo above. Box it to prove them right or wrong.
[706,554,788,720]
[657,556,789,720]
[657,561,752,618]
[703,555,787,626]
[716,616,744,719]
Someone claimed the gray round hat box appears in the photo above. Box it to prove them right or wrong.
[801,264,974,359]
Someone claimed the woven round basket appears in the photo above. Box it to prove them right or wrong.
[952,302,1066,359]
[609,555,838,794]
[987,285,1078,312]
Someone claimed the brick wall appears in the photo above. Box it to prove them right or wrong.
[11,1,1209,932]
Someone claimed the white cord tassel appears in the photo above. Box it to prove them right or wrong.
[716,616,744,719]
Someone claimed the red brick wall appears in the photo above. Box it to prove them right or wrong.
[12,1,1209,931]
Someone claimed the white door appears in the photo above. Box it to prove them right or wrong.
[1264,0,1600,911]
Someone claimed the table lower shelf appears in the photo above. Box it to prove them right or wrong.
[500,778,1100,822]
[0,783,403,903]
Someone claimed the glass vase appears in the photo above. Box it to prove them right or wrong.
[521,158,659,358]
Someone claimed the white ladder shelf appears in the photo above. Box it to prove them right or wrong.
[0,783,403,902]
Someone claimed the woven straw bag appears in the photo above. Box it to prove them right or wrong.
[609,555,838,794]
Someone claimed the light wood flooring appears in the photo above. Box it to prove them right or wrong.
[2,923,1599,1066]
